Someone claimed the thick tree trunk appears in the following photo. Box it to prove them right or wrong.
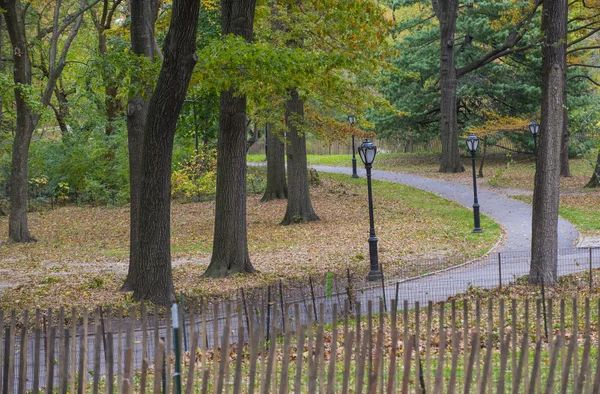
[131,0,199,304]
[121,0,157,292]
[584,149,600,188]
[529,0,567,286]
[203,90,256,277]
[2,0,37,243]
[435,0,464,173]
[261,124,287,202]
[203,0,257,278]
[281,89,319,225]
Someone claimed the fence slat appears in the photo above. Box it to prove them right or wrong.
[527,339,542,394]
[325,304,338,394]
[544,334,561,394]
[559,332,577,394]
[185,330,199,394]
[356,329,369,394]
[46,326,56,394]
[511,333,528,394]
[400,334,414,394]
[69,307,77,394]
[496,332,511,394]
[17,310,28,394]
[574,336,591,394]
[77,309,88,394]
[33,309,41,394]
[342,330,355,394]
[463,333,479,394]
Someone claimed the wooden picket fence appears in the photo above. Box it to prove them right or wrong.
[1,296,600,393]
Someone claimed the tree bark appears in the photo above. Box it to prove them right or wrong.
[202,0,257,278]
[529,0,567,286]
[261,124,287,202]
[131,0,199,304]
[584,148,600,188]
[280,89,320,225]
[2,0,38,243]
[434,0,464,173]
[559,2,570,178]
[121,0,158,292]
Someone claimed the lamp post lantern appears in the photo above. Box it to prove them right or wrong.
[358,140,383,281]
[529,120,539,160]
[348,114,359,178]
[466,134,483,233]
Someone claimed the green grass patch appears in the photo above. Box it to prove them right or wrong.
[511,194,600,236]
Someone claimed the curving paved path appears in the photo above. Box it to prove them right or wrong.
[310,165,580,252]
[306,164,592,308]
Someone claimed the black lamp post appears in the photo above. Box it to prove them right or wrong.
[348,114,359,178]
[529,120,540,160]
[358,140,383,281]
[466,134,482,233]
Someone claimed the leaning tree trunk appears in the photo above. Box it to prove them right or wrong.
[202,0,257,278]
[584,148,600,188]
[529,0,567,286]
[281,89,319,225]
[122,0,158,292]
[434,0,464,173]
[130,0,199,304]
[2,0,37,243]
[261,124,287,202]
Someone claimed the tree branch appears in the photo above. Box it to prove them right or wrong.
[566,45,600,55]
[568,74,600,87]
[456,0,542,78]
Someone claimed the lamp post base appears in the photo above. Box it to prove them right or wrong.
[352,157,359,178]
[472,227,483,233]
[366,270,383,281]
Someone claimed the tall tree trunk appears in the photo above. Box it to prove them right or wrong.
[2,0,38,243]
[131,0,199,304]
[261,124,287,202]
[203,0,257,278]
[434,0,464,173]
[281,89,319,225]
[529,0,567,286]
[584,148,600,188]
[559,2,570,178]
[121,0,157,292]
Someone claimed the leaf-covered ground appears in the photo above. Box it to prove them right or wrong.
[0,174,499,310]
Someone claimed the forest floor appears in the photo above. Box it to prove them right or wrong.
[0,173,500,310]
[247,152,600,237]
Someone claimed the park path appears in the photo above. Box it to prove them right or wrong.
[309,164,589,309]
[16,164,592,390]
[310,164,579,252]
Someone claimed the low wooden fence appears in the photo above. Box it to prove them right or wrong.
[1,295,600,393]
